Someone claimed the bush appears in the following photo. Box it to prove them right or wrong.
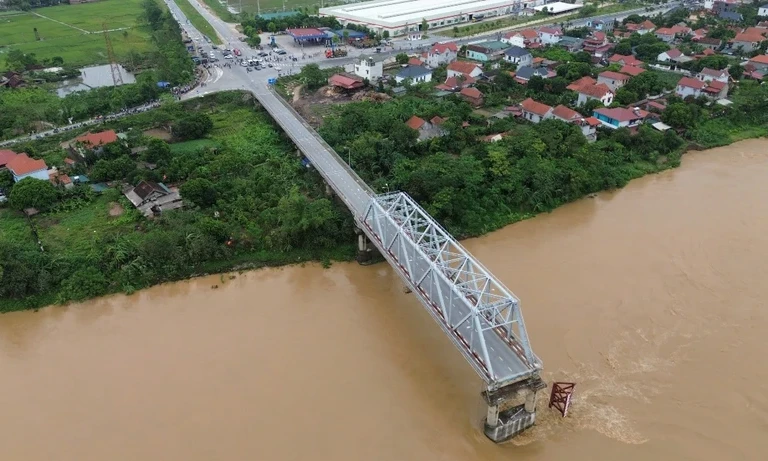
[58,267,109,303]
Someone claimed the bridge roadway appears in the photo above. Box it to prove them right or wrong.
[167,0,541,390]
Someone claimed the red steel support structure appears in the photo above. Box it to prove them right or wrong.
[549,382,576,417]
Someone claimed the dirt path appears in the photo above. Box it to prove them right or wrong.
[292,85,303,103]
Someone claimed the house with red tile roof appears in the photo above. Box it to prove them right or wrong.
[447,61,483,79]
[697,67,729,83]
[405,115,445,141]
[568,76,614,107]
[748,54,768,72]
[426,42,458,67]
[328,73,365,90]
[551,105,582,123]
[538,26,562,45]
[593,107,646,129]
[520,98,553,123]
[598,71,631,90]
[608,54,643,67]
[675,76,707,98]
[0,149,17,170]
[658,48,684,62]
[459,87,484,107]
[76,130,118,148]
[435,74,477,91]
[502,29,540,48]
[620,65,646,77]
[626,20,655,35]
[702,80,728,99]
[407,57,425,66]
[6,153,48,182]
[731,29,768,52]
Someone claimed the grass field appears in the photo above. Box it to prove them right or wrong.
[0,0,153,71]
[176,0,223,44]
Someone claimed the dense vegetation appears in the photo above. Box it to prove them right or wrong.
[0,0,194,140]
[318,95,686,237]
[0,93,355,312]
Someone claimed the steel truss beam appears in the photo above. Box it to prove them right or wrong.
[362,192,541,389]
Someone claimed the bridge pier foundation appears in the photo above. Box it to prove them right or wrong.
[482,376,546,443]
[325,183,333,196]
[355,232,373,265]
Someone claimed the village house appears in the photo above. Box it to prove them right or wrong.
[395,65,432,84]
[593,107,646,129]
[676,76,707,98]
[608,54,643,67]
[551,105,599,141]
[538,26,562,45]
[625,20,656,35]
[435,74,477,91]
[5,153,48,182]
[76,129,119,149]
[719,11,743,23]
[731,29,768,53]
[567,76,614,107]
[654,25,691,43]
[405,115,446,141]
[514,66,550,83]
[447,61,483,79]
[760,4,768,16]
[657,48,684,63]
[48,168,73,190]
[559,36,584,52]
[697,67,729,83]
[353,57,383,82]
[407,56,425,66]
[1,71,25,89]
[459,87,484,107]
[747,54,768,72]
[501,29,539,48]
[702,80,729,99]
[520,98,553,124]
[697,37,723,50]
[466,41,509,61]
[620,65,646,77]
[124,180,183,217]
[503,46,533,66]
[328,73,365,91]
[597,71,631,91]
[426,42,458,68]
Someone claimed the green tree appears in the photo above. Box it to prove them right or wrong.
[395,53,409,65]
[421,18,429,33]
[382,30,390,39]
[662,102,696,129]
[9,178,58,211]
[142,138,172,164]
[180,178,217,207]
[298,63,327,90]
[728,63,743,80]
[174,113,213,140]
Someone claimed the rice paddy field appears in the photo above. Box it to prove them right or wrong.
[0,0,153,71]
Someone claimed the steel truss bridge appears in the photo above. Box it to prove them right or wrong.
[256,85,542,390]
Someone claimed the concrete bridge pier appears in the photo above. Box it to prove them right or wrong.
[355,229,374,265]
[483,376,546,443]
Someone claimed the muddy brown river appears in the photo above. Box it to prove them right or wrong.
[2,140,767,460]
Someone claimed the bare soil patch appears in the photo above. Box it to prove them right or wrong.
[143,128,172,141]
[109,202,124,217]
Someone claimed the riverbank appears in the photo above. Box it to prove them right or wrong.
[0,92,356,313]
[2,138,767,460]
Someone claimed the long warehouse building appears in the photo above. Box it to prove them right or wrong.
[319,0,548,37]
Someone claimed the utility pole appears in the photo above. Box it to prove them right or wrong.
[103,23,124,87]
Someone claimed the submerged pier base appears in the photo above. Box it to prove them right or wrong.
[483,376,546,443]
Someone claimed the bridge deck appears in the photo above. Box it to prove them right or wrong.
[252,83,540,390]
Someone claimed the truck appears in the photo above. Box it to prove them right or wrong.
[325,48,348,58]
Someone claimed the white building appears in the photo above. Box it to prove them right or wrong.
[320,0,545,37]
[426,42,458,68]
[354,57,383,81]
[760,4,768,17]
[6,153,48,183]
